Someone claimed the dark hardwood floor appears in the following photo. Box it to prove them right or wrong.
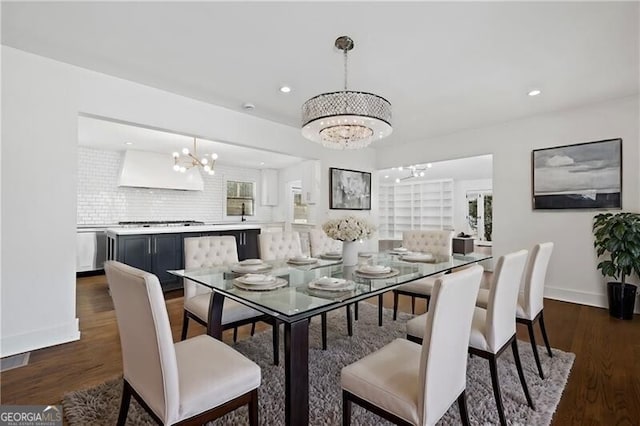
[1,273,639,425]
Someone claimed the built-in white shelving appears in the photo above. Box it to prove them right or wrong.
[378,179,454,240]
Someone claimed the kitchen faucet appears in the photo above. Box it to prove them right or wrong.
[241,203,247,222]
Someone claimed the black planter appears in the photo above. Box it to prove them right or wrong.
[607,282,638,320]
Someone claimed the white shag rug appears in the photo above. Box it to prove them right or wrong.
[63,303,574,425]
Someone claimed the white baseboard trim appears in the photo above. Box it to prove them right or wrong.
[1,318,80,358]
[544,286,640,314]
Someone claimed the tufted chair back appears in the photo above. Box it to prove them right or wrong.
[402,230,454,256]
[308,229,343,257]
[183,236,239,300]
[258,231,303,261]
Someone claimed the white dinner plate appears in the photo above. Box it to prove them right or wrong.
[308,278,354,292]
[357,265,392,274]
[231,263,272,274]
[235,274,277,286]
[233,277,288,291]
[287,257,318,265]
[239,258,263,266]
[354,267,400,279]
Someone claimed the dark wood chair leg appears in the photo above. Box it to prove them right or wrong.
[117,380,132,426]
[354,301,359,321]
[393,291,399,320]
[321,312,328,350]
[378,294,383,326]
[539,311,553,357]
[342,390,352,426]
[457,389,471,426]
[526,321,545,379]
[272,320,279,366]
[180,311,189,341]
[488,356,507,426]
[248,388,259,426]
[251,322,256,336]
[512,339,535,409]
[411,296,416,314]
[346,305,353,336]
[233,326,238,343]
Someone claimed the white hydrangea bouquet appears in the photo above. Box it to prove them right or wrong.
[322,215,376,242]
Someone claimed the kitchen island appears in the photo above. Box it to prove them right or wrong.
[106,223,279,292]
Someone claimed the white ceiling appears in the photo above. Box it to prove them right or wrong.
[2,2,638,151]
[77,115,304,169]
[379,154,493,183]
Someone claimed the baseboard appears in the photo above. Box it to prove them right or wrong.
[0,319,80,358]
[544,286,640,314]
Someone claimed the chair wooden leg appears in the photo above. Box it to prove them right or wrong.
[378,294,383,326]
[354,301,359,321]
[526,321,545,379]
[488,356,507,426]
[321,312,328,350]
[346,305,353,336]
[411,296,416,314]
[180,311,189,341]
[457,390,471,426]
[512,339,535,409]
[248,388,259,426]
[233,327,238,343]
[342,390,352,426]
[539,311,553,357]
[393,291,399,320]
[117,380,132,426]
[251,322,256,336]
[272,320,279,366]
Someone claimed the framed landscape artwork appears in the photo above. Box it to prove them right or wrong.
[330,167,371,210]
[532,138,622,210]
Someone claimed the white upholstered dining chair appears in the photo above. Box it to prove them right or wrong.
[341,265,483,426]
[105,261,261,426]
[476,242,554,379]
[259,231,353,350]
[407,249,534,426]
[392,230,454,320]
[308,228,342,257]
[182,236,280,365]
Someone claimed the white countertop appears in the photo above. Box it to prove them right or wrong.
[105,222,279,236]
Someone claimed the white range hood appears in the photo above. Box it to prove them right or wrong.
[118,150,204,191]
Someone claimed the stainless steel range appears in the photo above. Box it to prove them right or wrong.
[118,220,205,227]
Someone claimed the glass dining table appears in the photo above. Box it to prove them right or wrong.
[170,251,491,426]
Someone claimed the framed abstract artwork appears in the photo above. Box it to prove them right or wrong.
[532,138,622,210]
[330,167,371,210]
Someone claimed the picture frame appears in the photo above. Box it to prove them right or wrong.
[330,167,372,210]
[532,138,622,210]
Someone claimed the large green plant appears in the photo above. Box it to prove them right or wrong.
[593,212,640,287]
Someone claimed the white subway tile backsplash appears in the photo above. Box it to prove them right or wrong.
[77,147,271,225]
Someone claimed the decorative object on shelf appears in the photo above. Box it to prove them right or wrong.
[301,35,392,150]
[593,212,640,320]
[394,163,432,183]
[330,167,371,210]
[323,215,376,266]
[532,138,621,209]
[172,137,218,175]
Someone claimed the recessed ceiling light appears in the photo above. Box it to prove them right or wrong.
[279,86,292,94]
[124,141,133,145]
[384,175,389,179]
[426,163,432,168]
[528,89,541,97]
[260,162,265,166]
[242,103,256,110]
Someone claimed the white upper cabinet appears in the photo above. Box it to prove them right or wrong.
[260,169,279,206]
[301,160,321,205]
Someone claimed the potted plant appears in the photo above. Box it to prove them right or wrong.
[593,212,640,319]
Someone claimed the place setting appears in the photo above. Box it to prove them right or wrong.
[319,251,342,260]
[398,252,437,263]
[232,273,288,291]
[307,275,355,292]
[354,263,399,279]
[231,258,273,274]
[388,246,411,255]
[287,254,319,265]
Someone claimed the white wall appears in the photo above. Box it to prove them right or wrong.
[453,178,493,235]
[377,95,640,310]
[1,47,377,356]
[77,146,271,224]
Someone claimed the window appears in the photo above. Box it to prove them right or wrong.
[226,181,255,216]
[292,186,309,223]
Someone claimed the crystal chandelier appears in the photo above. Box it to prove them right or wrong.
[301,36,392,150]
[172,137,218,175]
[394,164,432,183]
